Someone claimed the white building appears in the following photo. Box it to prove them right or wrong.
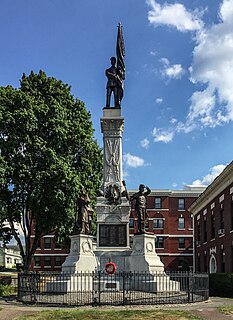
[0,245,22,269]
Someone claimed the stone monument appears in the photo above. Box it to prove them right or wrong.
[48,24,179,294]
[95,24,165,276]
[95,23,130,270]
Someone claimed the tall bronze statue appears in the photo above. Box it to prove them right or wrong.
[130,184,151,234]
[74,187,93,234]
[105,23,125,108]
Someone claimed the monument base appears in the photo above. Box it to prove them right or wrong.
[125,234,180,292]
[46,274,93,293]
[46,234,97,293]
[126,233,164,272]
[61,234,98,273]
[95,248,131,272]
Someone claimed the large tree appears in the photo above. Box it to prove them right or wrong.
[0,71,102,271]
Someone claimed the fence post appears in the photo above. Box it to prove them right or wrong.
[98,271,101,305]
[17,273,21,301]
[122,271,126,305]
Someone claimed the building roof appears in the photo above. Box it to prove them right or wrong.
[129,187,206,198]
[189,161,233,215]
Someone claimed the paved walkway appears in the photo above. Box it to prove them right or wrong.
[0,297,232,320]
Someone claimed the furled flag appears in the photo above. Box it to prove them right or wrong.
[116,23,125,106]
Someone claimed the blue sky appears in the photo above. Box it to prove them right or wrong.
[0,0,232,190]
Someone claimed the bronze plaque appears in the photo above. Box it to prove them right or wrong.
[99,224,127,247]
[106,283,117,289]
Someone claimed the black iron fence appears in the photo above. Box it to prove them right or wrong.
[18,271,209,306]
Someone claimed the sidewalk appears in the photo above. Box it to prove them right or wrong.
[0,296,232,320]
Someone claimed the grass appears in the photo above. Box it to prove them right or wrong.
[218,304,233,316]
[15,309,203,320]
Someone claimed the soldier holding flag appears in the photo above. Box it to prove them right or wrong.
[105,23,125,109]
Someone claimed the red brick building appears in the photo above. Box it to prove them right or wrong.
[31,234,68,271]
[129,187,204,271]
[31,187,204,272]
[189,161,233,273]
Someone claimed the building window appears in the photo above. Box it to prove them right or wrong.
[190,214,193,229]
[34,256,41,267]
[178,257,189,271]
[129,218,134,228]
[178,237,185,249]
[155,198,162,209]
[197,255,200,272]
[231,201,233,231]
[54,256,61,266]
[6,257,12,264]
[204,254,208,272]
[44,238,51,249]
[153,218,164,229]
[220,207,224,230]
[211,212,215,239]
[44,256,51,267]
[220,248,225,272]
[178,217,185,229]
[197,221,200,243]
[178,199,185,210]
[203,219,207,243]
[231,246,233,272]
[155,237,164,248]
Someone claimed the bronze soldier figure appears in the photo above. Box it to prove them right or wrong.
[75,187,93,234]
[130,184,151,234]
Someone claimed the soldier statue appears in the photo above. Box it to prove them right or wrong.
[74,187,93,234]
[105,23,125,108]
[130,184,151,234]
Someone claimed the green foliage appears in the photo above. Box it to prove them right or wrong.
[0,284,16,296]
[209,273,233,298]
[0,70,102,270]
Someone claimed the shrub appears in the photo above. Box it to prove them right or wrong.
[209,273,233,298]
[0,284,16,296]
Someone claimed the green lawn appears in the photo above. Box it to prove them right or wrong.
[16,309,203,320]
[218,304,233,316]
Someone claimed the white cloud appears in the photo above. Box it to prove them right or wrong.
[161,58,185,80]
[190,164,227,186]
[156,97,163,104]
[148,0,233,139]
[150,50,157,56]
[123,153,145,168]
[146,0,203,32]
[152,128,174,143]
[140,138,150,149]
[170,117,177,124]
[122,170,129,179]
[184,0,233,130]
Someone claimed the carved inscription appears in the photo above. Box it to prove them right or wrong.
[99,224,127,247]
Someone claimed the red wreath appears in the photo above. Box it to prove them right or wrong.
[105,262,117,275]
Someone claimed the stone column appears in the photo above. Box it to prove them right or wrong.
[95,108,131,271]
[101,108,124,192]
